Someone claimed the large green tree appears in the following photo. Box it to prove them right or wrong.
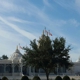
[22,32,72,80]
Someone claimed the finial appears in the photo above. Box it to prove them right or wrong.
[16,45,18,50]
[43,30,44,35]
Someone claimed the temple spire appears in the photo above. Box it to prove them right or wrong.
[16,45,18,50]
[15,45,20,53]
[43,30,44,35]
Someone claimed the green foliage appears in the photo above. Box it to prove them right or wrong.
[53,37,72,69]
[22,32,72,80]
[63,75,70,80]
[71,78,75,80]
[0,55,8,60]
[55,76,62,80]
[2,76,8,80]
[21,76,29,80]
[33,76,41,80]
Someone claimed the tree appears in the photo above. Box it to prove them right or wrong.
[21,76,29,80]
[22,32,72,80]
[53,37,72,71]
[0,55,8,59]
[55,76,62,80]
[2,76,8,80]
[63,75,70,80]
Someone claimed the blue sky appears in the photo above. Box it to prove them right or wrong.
[0,0,80,62]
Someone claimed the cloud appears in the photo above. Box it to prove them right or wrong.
[0,0,58,28]
[0,16,37,40]
[21,1,51,24]
[54,0,75,9]
[53,0,70,9]
[53,0,80,14]
[75,0,80,13]
[0,28,25,44]
[0,27,26,57]
[0,0,50,24]
[7,17,35,24]
[68,19,80,27]
[0,0,26,13]
[43,0,51,7]
[52,19,67,27]
[75,0,80,7]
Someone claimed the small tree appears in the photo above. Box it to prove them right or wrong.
[63,75,70,80]
[21,76,29,80]
[22,31,72,80]
[55,76,62,80]
[2,76,8,80]
[33,76,41,80]
[71,78,75,80]
[0,55,8,59]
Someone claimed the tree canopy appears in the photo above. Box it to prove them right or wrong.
[22,32,72,80]
[0,55,8,60]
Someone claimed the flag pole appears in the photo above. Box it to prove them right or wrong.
[45,27,46,35]
[44,27,48,36]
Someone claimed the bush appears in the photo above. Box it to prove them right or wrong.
[63,75,70,80]
[55,76,62,80]
[71,78,75,80]
[2,76,8,80]
[21,76,29,80]
[33,76,41,80]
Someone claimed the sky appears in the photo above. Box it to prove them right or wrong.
[0,0,80,62]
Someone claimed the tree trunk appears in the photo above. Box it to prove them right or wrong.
[46,72,49,80]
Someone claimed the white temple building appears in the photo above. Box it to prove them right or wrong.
[0,46,23,76]
[0,46,80,79]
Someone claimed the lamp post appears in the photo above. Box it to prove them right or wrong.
[12,60,14,80]
[57,64,58,75]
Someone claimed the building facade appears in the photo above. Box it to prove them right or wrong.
[0,46,23,76]
[0,46,80,79]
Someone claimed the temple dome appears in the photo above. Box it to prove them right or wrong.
[9,46,22,62]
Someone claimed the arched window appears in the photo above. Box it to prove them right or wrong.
[0,64,4,73]
[14,64,19,73]
[22,66,27,75]
[5,64,12,73]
